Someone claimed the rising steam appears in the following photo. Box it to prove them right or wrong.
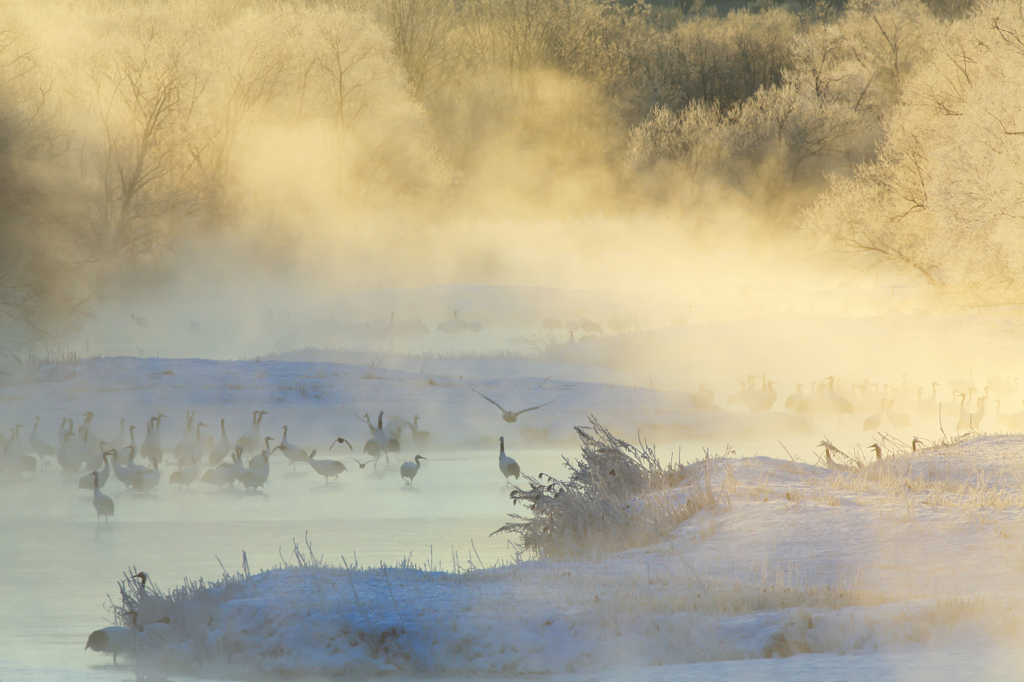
[0,0,1017,355]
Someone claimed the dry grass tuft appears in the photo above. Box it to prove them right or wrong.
[494,417,726,558]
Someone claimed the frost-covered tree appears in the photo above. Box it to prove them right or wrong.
[804,0,1024,299]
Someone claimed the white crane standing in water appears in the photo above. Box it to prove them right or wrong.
[203,448,241,489]
[364,411,391,464]
[498,436,520,484]
[173,411,196,460]
[471,388,556,423]
[112,445,140,489]
[29,416,55,462]
[827,377,854,417]
[400,455,427,485]
[863,399,886,432]
[91,471,114,522]
[239,442,275,491]
[277,425,309,469]
[885,400,912,429]
[85,617,131,664]
[141,415,166,464]
[169,454,199,489]
[410,416,430,452]
[133,461,161,493]
[209,418,231,466]
[79,451,113,489]
[118,426,137,464]
[310,446,349,484]
[236,410,267,456]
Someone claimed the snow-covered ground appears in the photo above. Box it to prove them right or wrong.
[0,352,1019,675]
[2,327,1024,679]
[46,432,1024,679]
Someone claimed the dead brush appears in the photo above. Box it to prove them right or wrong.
[494,417,723,559]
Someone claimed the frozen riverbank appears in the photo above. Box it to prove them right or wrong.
[97,435,1024,678]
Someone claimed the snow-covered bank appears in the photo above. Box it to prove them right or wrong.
[110,434,1024,678]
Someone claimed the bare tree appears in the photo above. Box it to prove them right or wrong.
[377,0,461,99]
[84,27,207,257]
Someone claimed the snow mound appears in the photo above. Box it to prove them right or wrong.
[109,434,1024,678]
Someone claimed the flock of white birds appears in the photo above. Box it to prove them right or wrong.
[717,372,1023,434]
[61,391,540,665]
[0,385,553,531]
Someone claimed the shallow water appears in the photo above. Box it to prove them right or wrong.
[0,448,570,679]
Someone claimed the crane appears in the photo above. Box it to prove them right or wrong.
[309,448,348,484]
[169,454,199,489]
[498,436,520,484]
[91,471,114,522]
[209,418,231,466]
[400,455,427,485]
[471,388,555,423]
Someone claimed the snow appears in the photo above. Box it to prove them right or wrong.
[3,351,1024,680]
[108,433,1024,678]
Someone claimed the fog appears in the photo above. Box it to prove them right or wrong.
[5,0,1024,459]
[5,0,1024,678]
[0,0,889,344]
[2,0,1019,373]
